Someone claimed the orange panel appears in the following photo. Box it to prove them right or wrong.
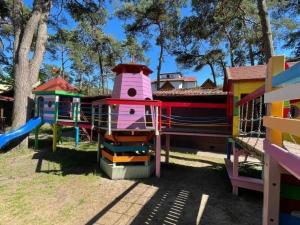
[101,150,150,163]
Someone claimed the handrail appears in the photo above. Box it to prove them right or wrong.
[236,86,265,106]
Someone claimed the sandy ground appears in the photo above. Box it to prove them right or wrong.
[0,141,262,225]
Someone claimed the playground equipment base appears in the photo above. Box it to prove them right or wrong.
[100,157,155,180]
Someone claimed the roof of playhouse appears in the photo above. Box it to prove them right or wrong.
[33,77,82,97]
[112,63,153,76]
[223,61,298,91]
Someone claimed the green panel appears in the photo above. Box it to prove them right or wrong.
[281,184,300,201]
[33,90,82,97]
[233,96,240,116]
[284,101,290,108]
[103,142,149,153]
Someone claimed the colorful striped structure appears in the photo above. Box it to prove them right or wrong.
[226,56,300,225]
[92,64,162,179]
[32,77,83,151]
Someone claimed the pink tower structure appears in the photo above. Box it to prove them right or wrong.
[111,64,154,129]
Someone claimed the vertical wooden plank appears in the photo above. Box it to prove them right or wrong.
[263,55,285,225]
[155,135,161,178]
[232,145,239,195]
[108,104,112,135]
[166,106,171,128]
[52,124,57,152]
[155,106,159,135]
[165,134,170,163]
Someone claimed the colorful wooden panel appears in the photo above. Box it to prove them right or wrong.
[42,95,56,123]
[281,184,300,201]
[264,116,300,137]
[101,150,150,163]
[103,142,149,153]
[111,69,154,130]
[104,134,149,143]
[280,213,300,225]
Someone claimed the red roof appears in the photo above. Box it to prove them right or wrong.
[112,63,153,76]
[33,77,78,93]
[152,76,196,83]
[226,62,297,81]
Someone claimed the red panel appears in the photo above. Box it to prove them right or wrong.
[93,98,162,106]
[280,198,300,213]
[237,86,265,106]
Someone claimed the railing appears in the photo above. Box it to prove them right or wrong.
[161,102,228,129]
[92,98,162,135]
[262,56,300,225]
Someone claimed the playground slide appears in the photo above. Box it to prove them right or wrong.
[0,117,42,149]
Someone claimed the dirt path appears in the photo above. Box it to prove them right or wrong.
[0,145,262,225]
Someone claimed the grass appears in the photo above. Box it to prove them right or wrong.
[0,131,263,225]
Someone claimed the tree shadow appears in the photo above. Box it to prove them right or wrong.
[32,145,102,176]
[83,162,262,225]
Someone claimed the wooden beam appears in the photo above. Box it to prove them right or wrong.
[264,82,300,103]
[263,116,300,137]
[264,140,300,180]
[161,131,230,138]
[272,62,300,87]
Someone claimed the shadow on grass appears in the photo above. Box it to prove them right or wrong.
[83,162,262,225]
[32,139,101,176]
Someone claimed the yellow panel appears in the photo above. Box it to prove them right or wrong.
[264,116,300,138]
[233,80,264,97]
[232,116,240,136]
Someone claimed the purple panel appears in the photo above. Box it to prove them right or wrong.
[111,68,154,129]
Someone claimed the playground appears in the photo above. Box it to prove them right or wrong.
[0,134,262,225]
[0,57,300,225]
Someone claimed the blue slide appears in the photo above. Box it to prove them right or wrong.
[0,117,42,149]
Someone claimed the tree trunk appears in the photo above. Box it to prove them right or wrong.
[156,40,163,91]
[257,0,274,62]
[225,31,235,67]
[97,49,104,95]
[248,42,255,66]
[12,0,51,148]
[208,63,217,86]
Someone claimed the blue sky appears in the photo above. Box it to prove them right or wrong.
[21,0,296,88]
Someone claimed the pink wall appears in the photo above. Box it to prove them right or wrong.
[111,71,154,129]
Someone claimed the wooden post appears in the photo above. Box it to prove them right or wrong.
[108,104,112,135]
[52,124,58,152]
[91,106,95,141]
[155,106,159,135]
[155,134,161,177]
[165,134,170,163]
[232,145,239,195]
[263,56,285,225]
[166,106,171,128]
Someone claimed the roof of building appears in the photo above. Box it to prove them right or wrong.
[152,76,197,83]
[112,63,153,76]
[33,77,80,95]
[154,87,226,97]
[226,62,298,81]
[200,78,216,89]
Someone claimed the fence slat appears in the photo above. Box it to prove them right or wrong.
[263,116,300,137]
[264,82,300,103]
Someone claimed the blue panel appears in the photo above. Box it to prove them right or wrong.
[103,142,149,153]
[280,213,300,225]
[273,62,300,87]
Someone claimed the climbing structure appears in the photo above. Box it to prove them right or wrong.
[92,64,161,179]
[33,77,87,151]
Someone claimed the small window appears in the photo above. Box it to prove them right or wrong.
[48,101,53,108]
[128,88,137,97]
[129,109,135,115]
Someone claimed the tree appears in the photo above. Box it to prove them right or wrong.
[257,0,274,62]
[12,0,52,149]
[117,0,185,90]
